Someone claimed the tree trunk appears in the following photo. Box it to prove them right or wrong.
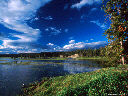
[120,40,125,64]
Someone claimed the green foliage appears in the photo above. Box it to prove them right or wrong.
[65,71,128,96]
[21,65,128,96]
[103,0,128,64]
[104,43,121,65]
[66,48,106,57]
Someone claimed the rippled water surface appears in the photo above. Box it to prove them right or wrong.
[0,57,104,96]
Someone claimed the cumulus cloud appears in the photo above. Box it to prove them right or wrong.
[63,41,107,50]
[0,0,52,51]
[47,43,54,46]
[46,40,107,51]
[46,42,62,52]
[0,45,45,53]
[90,20,107,30]
[63,42,85,50]
[69,40,75,44]
[71,0,102,9]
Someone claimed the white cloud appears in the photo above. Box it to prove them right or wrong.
[43,16,53,20]
[0,45,5,49]
[44,40,107,52]
[85,41,107,47]
[90,20,107,30]
[47,43,54,46]
[63,41,107,50]
[46,42,62,52]
[34,17,39,20]
[0,46,44,54]
[17,49,38,53]
[71,0,102,9]
[45,27,61,35]
[69,40,75,44]
[63,42,85,50]
[0,0,52,50]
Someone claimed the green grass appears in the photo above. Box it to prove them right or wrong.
[21,57,109,62]
[0,56,108,61]
[76,56,108,61]
[21,64,128,96]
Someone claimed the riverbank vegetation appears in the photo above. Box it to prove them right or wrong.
[21,64,128,96]
[76,56,108,61]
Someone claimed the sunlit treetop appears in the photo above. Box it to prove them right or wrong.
[103,0,128,41]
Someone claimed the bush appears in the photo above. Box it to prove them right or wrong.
[64,71,128,96]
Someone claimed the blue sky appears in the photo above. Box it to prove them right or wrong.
[0,0,109,54]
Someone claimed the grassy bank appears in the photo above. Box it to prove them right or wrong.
[0,57,108,66]
[0,56,107,61]
[76,56,108,61]
[21,64,128,96]
[21,56,108,61]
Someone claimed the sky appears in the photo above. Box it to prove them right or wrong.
[0,0,110,54]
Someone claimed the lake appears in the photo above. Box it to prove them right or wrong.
[0,57,105,96]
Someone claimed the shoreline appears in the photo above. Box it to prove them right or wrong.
[0,56,107,60]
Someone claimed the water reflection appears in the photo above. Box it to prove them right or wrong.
[63,64,100,74]
[63,60,101,74]
[0,58,104,96]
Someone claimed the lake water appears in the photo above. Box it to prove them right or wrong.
[0,58,104,96]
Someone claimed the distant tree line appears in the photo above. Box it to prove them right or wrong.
[0,47,108,59]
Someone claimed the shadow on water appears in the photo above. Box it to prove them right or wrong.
[0,57,106,96]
